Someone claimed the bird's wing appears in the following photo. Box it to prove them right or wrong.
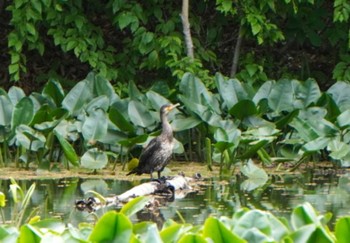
[137,137,159,166]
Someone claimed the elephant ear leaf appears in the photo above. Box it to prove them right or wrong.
[11,97,34,130]
[54,130,79,166]
[62,80,92,115]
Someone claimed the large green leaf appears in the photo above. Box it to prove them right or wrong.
[18,225,41,243]
[180,73,220,113]
[237,140,269,160]
[229,100,257,120]
[303,137,331,152]
[120,196,150,217]
[94,74,120,104]
[215,73,239,109]
[88,211,133,243]
[293,78,321,108]
[85,96,109,114]
[290,117,322,142]
[253,80,274,104]
[233,209,289,242]
[337,109,350,128]
[15,125,46,151]
[109,106,135,133]
[11,97,34,130]
[62,80,92,115]
[268,79,294,113]
[53,130,79,166]
[290,225,334,243]
[178,233,207,243]
[133,222,162,243]
[146,90,171,109]
[327,81,350,112]
[203,217,245,243]
[42,79,65,106]
[82,108,108,141]
[8,86,26,106]
[0,95,13,126]
[160,224,191,243]
[128,100,155,128]
[171,116,202,131]
[335,217,350,243]
[291,202,319,229]
[81,148,108,170]
[128,80,143,100]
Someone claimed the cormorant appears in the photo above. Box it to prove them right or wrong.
[127,103,180,179]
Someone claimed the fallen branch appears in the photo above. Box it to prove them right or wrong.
[75,173,201,212]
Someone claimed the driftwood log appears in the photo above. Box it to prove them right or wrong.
[75,173,201,213]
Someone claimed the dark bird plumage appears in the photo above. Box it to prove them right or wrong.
[127,103,179,179]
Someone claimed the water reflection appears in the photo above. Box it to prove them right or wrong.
[1,170,350,228]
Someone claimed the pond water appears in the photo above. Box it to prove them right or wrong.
[1,168,350,229]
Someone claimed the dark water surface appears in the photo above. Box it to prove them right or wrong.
[1,169,350,228]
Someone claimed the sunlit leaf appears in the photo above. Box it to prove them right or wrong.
[133,222,162,243]
[0,192,5,207]
[120,196,150,217]
[335,217,350,243]
[88,211,133,243]
[203,217,245,243]
[18,225,41,243]
[291,202,319,229]
[178,233,207,243]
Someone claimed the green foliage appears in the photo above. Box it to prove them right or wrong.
[3,71,350,174]
[5,0,350,87]
[0,197,348,243]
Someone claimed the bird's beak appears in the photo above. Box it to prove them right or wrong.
[169,103,180,111]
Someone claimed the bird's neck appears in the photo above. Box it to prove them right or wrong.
[161,114,173,140]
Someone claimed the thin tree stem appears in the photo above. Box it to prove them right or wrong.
[181,0,194,60]
[230,26,243,77]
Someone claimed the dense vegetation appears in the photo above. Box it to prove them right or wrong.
[1,0,350,92]
[1,72,350,174]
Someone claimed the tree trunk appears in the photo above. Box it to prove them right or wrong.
[181,0,194,60]
[230,26,243,77]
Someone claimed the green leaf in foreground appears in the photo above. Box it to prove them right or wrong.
[53,130,79,166]
[120,196,150,217]
[203,217,245,243]
[88,211,133,243]
[335,217,350,243]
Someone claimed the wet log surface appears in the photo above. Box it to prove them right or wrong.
[75,173,202,213]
